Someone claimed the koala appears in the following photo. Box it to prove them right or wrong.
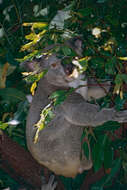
[25,39,127,178]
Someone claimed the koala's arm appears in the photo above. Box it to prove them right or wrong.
[61,93,127,127]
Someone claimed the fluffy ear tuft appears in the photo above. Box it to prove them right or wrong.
[20,60,36,72]
[74,38,82,49]
[65,37,83,57]
[73,38,83,57]
[20,57,44,72]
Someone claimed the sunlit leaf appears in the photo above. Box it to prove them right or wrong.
[25,33,37,40]
[30,82,37,96]
[38,30,47,38]
[32,22,47,29]
[0,121,8,130]
[20,41,35,52]
[16,50,39,62]
[23,22,47,29]
[78,56,90,72]
[118,57,127,61]
[113,74,123,95]
[34,102,54,143]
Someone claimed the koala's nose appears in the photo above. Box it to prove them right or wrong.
[62,63,75,75]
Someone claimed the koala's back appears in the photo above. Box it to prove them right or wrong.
[26,103,83,177]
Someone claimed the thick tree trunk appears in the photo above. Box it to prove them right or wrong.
[0,132,65,190]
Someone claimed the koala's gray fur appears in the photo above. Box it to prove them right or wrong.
[26,39,127,178]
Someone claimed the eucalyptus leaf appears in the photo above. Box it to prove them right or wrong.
[104,148,113,169]
[62,46,72,56]
[0,121,8,130]
[0,88,25,103]
[103,158,121,185]
[95,121,120,132]
[78,8,93,17]
[92,143,103,172]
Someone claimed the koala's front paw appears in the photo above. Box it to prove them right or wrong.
[41,175,57,190]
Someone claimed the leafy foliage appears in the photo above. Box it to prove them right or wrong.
[0,0,127,189]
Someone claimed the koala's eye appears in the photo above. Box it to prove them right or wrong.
[51,63,57,68]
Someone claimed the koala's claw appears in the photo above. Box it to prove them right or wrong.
[41,175,57,190]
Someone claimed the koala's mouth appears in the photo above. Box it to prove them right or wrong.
[68,68,79,79]
[61,56,82,79]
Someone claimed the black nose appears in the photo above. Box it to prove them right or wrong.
[62,63,74,75]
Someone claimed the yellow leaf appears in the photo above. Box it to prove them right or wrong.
[32,22,47,29]
[20,41,35,52]
[34,128,40,143]
[30,82,37,96]
[22,23,33,26]
[79,56,91,62]
[113,84,121,95]
[118,57,127,61]
[25,32,37,40]
[38,29,47,37]
[34,122,45,143]
[120,90,123,99]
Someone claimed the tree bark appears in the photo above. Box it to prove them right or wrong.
[0,131,65,190]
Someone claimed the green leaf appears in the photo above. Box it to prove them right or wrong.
[104,147,113,169]
[103,158,121,185]
[49,90,68,99]
[114,95,127,110]
[0,121,8,130]
[62,46,72,56]
[0,88,26,103]
[95,121,120,132]
[114,74,123,85]
[105,57,116,75]
[78,8,93,17]
[92,143,103,172]
[49,89,73,106]
[83,141,90,160]
[121,74,127,83]
[111,139,127,149]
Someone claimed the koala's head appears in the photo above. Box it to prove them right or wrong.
[41,54,83,87]
[21,38,84,87]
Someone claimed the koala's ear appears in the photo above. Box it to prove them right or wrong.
[20,60,37,72]
[74,38,82,49]
[73,38,83,57]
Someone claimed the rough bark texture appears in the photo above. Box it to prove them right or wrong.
[0,132,65,190]
[80,168,105,190]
